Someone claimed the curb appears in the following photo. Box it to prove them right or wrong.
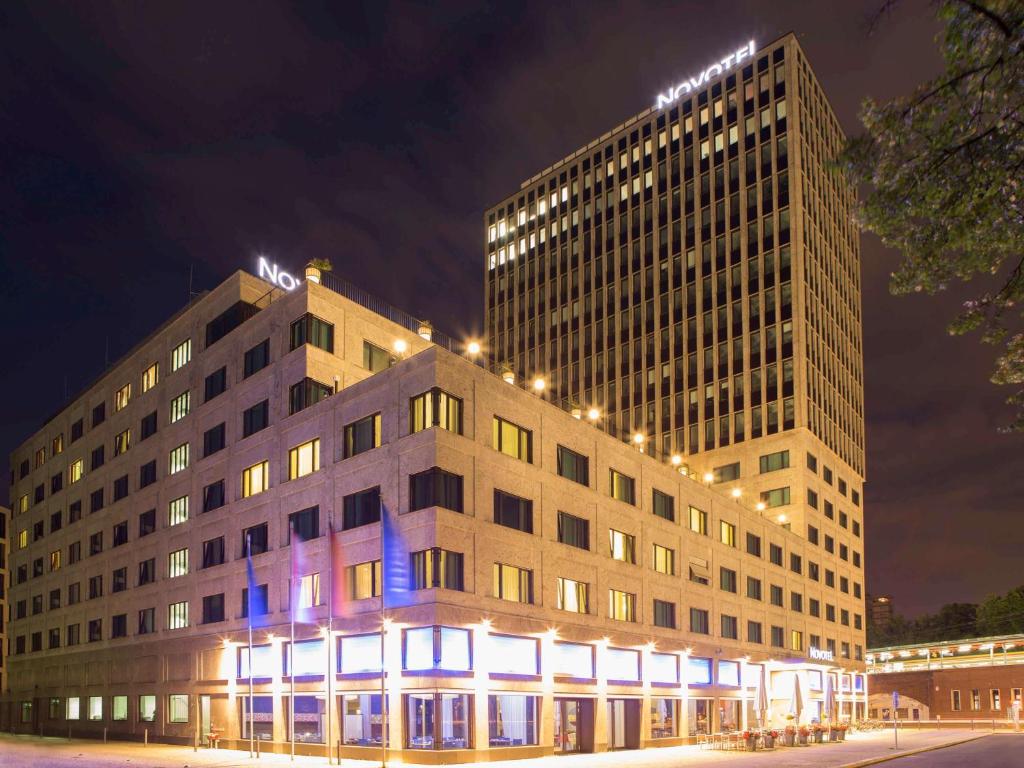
[839,734,987,767]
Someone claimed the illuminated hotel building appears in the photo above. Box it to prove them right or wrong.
[1,263,866,759]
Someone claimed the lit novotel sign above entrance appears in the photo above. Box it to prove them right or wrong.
[654,40,756,110]
[809,646,835,662]
[257,256,301,291]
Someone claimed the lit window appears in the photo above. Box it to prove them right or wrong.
[689,506,708,535]
[139,695,156,722]
[169,391,190,423]
[168,443,189,474]
[114,429,130,456]
[115,383,131,412]
[608,529,636,563]
[88,697,102,721]
[66,697,80,720]
[608,589,636,622]
[170,339,191,371]
[493,563,533,604]
[288,439,320,480]
[168,694,189,722]
[556,577,588,614]
[347,560,382,600]
[52,433,63,456]
[69,459,83,484]
[609,469,636,505]
[653,544,675,575]
[242,460,269,497]
[492,416,532,462]
[297,573,320,610]
[168,548,189,578]
[168,495,188,526]
[410,389,463,434]
[112,695,128,721]
[720,521,736,547]
[167,601,189,630]
[141,363,158,392]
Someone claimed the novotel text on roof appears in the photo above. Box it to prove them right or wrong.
[654,40,755,110]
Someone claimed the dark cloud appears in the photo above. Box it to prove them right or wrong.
[1,0,1020,616]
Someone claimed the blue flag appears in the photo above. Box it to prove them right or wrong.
[381,501,411,608]
[246,550,270,628]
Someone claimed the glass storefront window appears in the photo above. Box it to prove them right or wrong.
[239,644,277,678]
[404,626,471,671]
[112,695,128,721]
[340,634,382,674]
[288,639,325,677]
[139,695,156,722]
[718,699,741,731]
[650,698,679,738]
[841,674,852,691]
[743,663,764,688]
[88,696,102,720]
[66,697,81,720]
[650,652,679,684]
[687,657,712,685]
[289,695,326,744]
[241,696,274,740]
[405,693,473,750]
[488,635,539,675]
[488,694,538,747]
[854,674,864,692]
[807,669,823,691]
[688,698,712,736]
[718,660,740,687]
[341,693,383,745]
[552,642,593,678]
[606,648,640,681]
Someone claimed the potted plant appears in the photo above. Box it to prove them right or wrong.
[764,729,777,748]
[743,730,757,751]
[812,723,824,743]
[304,258,333,285]
[798,725,810,745]
[784,725,796,746]
[839,724,848,741]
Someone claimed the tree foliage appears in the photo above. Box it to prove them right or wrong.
[868,585,1024,646]
[841,1,1024,430]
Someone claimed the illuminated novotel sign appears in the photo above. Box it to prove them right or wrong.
[654,40,756,110]
[809,646,835,662]
[257,256,301,291]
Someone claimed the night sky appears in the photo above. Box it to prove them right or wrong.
[2,1,1021,617]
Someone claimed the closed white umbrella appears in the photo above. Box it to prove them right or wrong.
[758,666,770,727]
[790,674,804,723]
[824,675,836,723]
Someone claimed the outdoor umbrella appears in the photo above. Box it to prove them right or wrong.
[824,675,836,723]
[758,666,770,727]
[789,673,804,723]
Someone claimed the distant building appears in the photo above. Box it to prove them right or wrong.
[868,595,894,626]
[867,635,1024,725]
[0,506,8,695]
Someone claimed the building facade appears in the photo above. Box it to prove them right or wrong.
[2,269,866,761]
[484,33,866,630]
[868,595,894,627]
[867,635,1024,725]
[0,506,8,695]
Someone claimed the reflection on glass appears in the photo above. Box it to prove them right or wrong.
[650,698,679,738]
[688,698,712,736]
[289,695,326,743]
[488,695,538,746]
[241,696,274,740]
[342,694,382,745]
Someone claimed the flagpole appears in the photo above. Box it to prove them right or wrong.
[247,532,255,759]
[326,520,334,765]
[290,532,296,763]
[380,495,387,768]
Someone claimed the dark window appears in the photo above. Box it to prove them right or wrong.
[288,378,332,415]
[557,511,590,550]
[88,619,102,642]
[48,628,60,649]
[242,523,269,556]
[89,488,104,513]
[51,472,63,494]
[112,567,127,592]
[689,608,709,634]
[411,548,464,590]
[111,614,128,638]
[205,300,259,347]
[342,488,381,530]
[113,475,128,501]
[66,623,81,645]
[242,400,270,437]
[244,339,271,377]
[138,608,155,635]
[202,593,225,624]
[409,467,464,512]
[653,599,676,629]
[140,411,157,441]
[50,511,62,533]
[241,584,269,619]
[91,403,105,428]
[204,366,228,402]
[71,418,84,442]
[720,567,738,593]
[290,313,334,352]
[202,479,225,513]
[770,585,784,606]
[33,520,45,541]
[288,506,320,542]
[493,489,533,533]
[808,525,819,545]
[90,445,105,471]
[138,508,156,537]
[67,582,80,603]
[88,575,103,599]
[363,339,395,372]
[112,521,128,547]
[556,445,589,486]
[790,553,802,574]
[138,558,156,586]
[34,483,44,504]
[746,532,762,557]
[344,413,381,458]
[769,543,783,566]
[68,541,81,564]
[202,536,225,568]
[139,460,157,488]
[652,489,675,521]
[747,576,762,600]
[203,423,226,457]
[19,458,29,479]
[771,626,785,648]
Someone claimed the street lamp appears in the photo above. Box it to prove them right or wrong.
[465,340,481,356]
[587,407,601,421]
[532,377,546,392]
[393,339,408,356]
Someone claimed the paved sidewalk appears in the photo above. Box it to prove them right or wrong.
[0,728,989,768]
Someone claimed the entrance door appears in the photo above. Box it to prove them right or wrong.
[606,699,641,750]
[554,698,595,753]
[199,695,212,745]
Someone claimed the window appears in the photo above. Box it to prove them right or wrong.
[720,520,736,547]
[689,557,711,585]
[412,548,464,591]
[403,691,472,750]
[289,438,321,479]
[139,508,156,537]
[556,445,589,485]
[746,532,762,557]
[409,467,463,512]
[653,599,676,628]
[242,460,269,497]
[114,383,131,412]
[488,694,539,747]
[139,695,157,722]
[759,450,790,473]
[608,528,636,563]
[242,523,269,556]
[790,553,802,574]
[609,469,636,504]
[112,520,128,547]
[761,487,790,507]
[410,388,463,434]
[202,593,225,624]
[170,391,190,423]
[971,689,981,711]
[71,418,84,442]
[168,496,188,526]
[113,428,131,457]
[493,416,532,462]
[168,601,189,630]
[689,505,708,535]
[288,378,332,414]
[713,462,740,482]
[203,423,226,457]
[53,432,64,456]
[168,443,189,474]
[242,400,270,437]
[171,339,191,371]
[362,339,395,372]
[88,619,102,642]
[747,576,762,600]
[719,567,738,593]
[556,577,589,613]
[721,615,739,639]
[653,543,675,575]
[202,536,225,568]
[113,474,128,501]
[168,694,189,723]
[951,690,961,711]
[771,626,785,648]
[138,558,156,586]
[494,489,533,533]
[790,630,803,651]
[90,445,105,471]
[90,487,104,513]
[652,489,675,521]
[791,592,803,612]
[168,548,189,578]
[138,459,157,488]
[244,339,271,377]
[690,607,710,634]
[493,563,533,603]
[140,410,157,440]
[347,560,382,600]
[90,531,103,555]
[343,414,380,458]
[288,506,320,542]
[92,401,106,426]
[557,511,589,550]
[203,479,225,512]
[204,366,227,401]
[608,589,636,622]
[142,362,159,392]
[769,543,783,565]
[770,584,783,607]
[342,487,381,530]
[290,313,334,352]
